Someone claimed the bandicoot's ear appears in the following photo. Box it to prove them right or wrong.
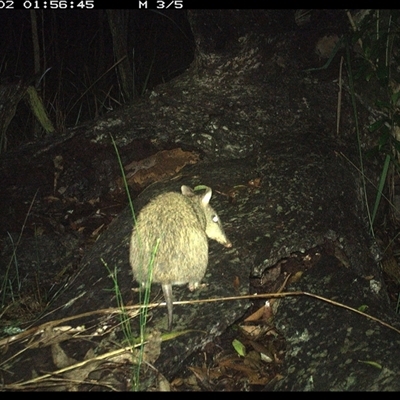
[181,185,195,197]
[201,187,212,206]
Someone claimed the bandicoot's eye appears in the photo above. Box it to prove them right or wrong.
[212,214,219,223]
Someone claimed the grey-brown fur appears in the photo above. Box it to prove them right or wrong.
[129,185,232,330]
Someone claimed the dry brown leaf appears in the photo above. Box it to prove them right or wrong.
[287,271,304,284]
[239,324,273,339]
[233,275,240,290]
[244,305,265,322]
[187,366,210,385]
[122,148,199,187]
[51,342,77,369]
[382,257,400,285]
[91,223,105,237]
[157,373,171,391]
[248,341,274,362]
